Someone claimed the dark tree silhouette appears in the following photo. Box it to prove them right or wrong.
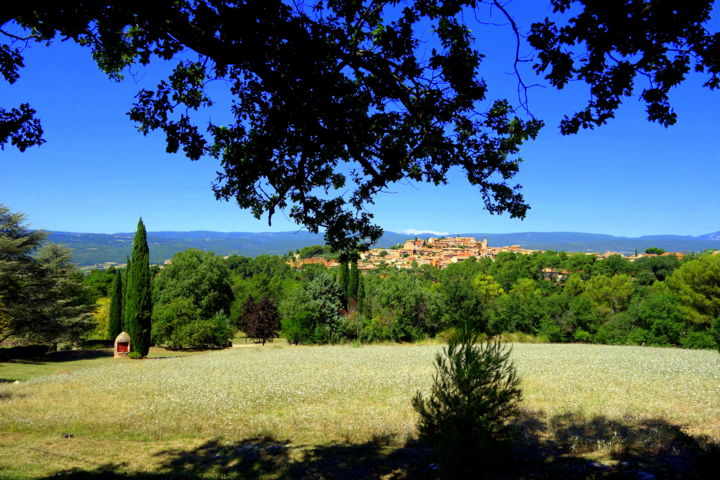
[347,260,359,304]
[240,295,280,346]
[2,1,718,250]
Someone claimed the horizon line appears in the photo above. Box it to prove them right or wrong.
[41,229,719,239]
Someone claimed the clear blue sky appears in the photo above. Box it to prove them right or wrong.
[2,3,719,237]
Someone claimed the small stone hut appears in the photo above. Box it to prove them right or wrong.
[114,331,131,358]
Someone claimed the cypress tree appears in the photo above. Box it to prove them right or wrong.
[124,218,152,356]
[108,269,123,339]
[338,261,349,307]
[356,274,365,315]
[347,260,359,303]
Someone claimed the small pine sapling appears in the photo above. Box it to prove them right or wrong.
[412,324,522,478]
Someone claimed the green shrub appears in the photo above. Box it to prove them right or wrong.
[593,313,633,344]
[359,315,395,343]
[680,331,717,350]
[711,317,720,353]
[153,297,232,349]
[174,312,233,349]
[312,324,334,344]
[412,327,522,478]
[648,317,684,346]
[437,327,489,345]
[498,332,545,343]
[573,329,593,343]
[626,327,650,345]
[281,311,313,345]
[127,351,142,359]
[536,318,564,343]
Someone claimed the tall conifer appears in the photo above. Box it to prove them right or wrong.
[108,269,123,339]
[124,218,152,356]
[356,274,365,315]
[347,260,359,302]
[338,261,349,308]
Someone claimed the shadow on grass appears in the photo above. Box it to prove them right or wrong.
[42,349,114,362]
[37,435,434,480]
[1,349,113,366]
[37,414,720,480]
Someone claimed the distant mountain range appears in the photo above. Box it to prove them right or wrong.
[46,230,720,267]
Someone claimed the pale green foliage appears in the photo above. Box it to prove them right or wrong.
[584,274,635,316]
[667,254,720,326]
[91,297,111,339]
[492,278,544,334]
[563,274,585,296]
[108,269,123,339]
[281,311,313,345]
[471,273,504,303]
[152,249,234,348]
[365,270,441,341]
[306,274,343,319]
[278,273,345,343]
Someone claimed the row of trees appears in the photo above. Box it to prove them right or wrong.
[348,252,720,349]
[90,244,720,351]
[4,201,718,353]
[0,205,153,355]
[215,248,720,350]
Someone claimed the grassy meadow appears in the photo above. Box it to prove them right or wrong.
[1,343,719,479]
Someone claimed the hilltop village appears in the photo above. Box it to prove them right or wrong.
[287,236,688,271]
[358,236,530,270]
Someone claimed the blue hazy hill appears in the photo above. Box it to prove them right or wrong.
[47,230,720,266]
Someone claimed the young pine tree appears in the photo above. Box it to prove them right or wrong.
[412,323,522,478]
[124,218,152,356]
[108,269,123,339]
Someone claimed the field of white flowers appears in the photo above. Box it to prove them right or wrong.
[1,343,718,446]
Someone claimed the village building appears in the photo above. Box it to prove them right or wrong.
[289,235,688,273]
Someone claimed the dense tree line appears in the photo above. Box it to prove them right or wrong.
[3,203,718,352]
[93,246,720,350]
[353,252,719,349]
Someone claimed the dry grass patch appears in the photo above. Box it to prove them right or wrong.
[0,343,718,478]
